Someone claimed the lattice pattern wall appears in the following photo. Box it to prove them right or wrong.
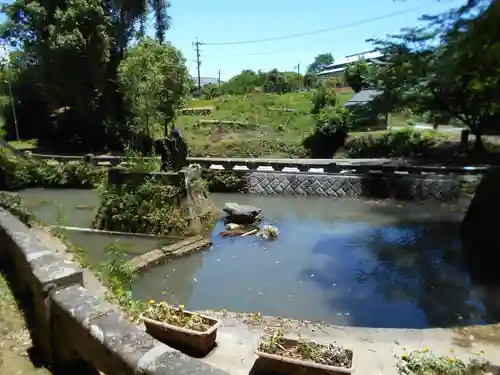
[246,172,479,201]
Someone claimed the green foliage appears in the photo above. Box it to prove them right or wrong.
[344,60,377,93]
[311,85,337,115]
[306,53,334,75]
[0,192,33,225]
[98,242,145,316]
[202,170,247,192]
[93,179,192,235]
[345,128,450,158]
[118,38,190,139]
[201,83,221,100]
[220,69,302,96]
[370,0,500,149]
[397,350,490,375]
[0,149,105,190]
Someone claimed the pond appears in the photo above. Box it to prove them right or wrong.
[13,188,500,329]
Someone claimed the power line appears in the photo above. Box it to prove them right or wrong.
[201,6,423,46]
[193,38,202,96]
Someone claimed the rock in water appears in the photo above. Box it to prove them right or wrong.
[222,202,262,224]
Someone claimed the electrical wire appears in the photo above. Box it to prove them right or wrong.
[201,6,423,46]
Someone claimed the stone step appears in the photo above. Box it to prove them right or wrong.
[127,236,211,272]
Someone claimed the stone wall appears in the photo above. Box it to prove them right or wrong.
[0,208,229,375]
[243,172,479,201]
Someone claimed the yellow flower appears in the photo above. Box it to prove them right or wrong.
[424,346,430,352]
[149,299,155,304]
[179,304,185,309]
[161,291,167,295]
[401,353,409,360]
[448,357,457,364]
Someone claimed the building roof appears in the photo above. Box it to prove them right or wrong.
[343,89,381,107]
[191,77,219,86]
[317,51,385,77]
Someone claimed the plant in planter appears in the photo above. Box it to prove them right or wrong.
[256,330,354,374]
[397,349,494,375]
[141,301,220,355]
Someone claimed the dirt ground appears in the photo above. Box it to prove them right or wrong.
[0,274,52,375]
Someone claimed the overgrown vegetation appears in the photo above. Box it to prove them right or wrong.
[92,178,218,235]
[258,330,353,368]
[397,350,493,375]
[143,301,211,331]
[0,149,105,190]
[97,243,146,317]
[345,128,453,158]
[0,192,33,225]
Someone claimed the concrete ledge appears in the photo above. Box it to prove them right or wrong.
[128,236,212,272]
[0,208,229,375]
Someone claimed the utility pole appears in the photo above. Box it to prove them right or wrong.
[217,70,221,89]
[295,63,300,89]
[193,38,202,97]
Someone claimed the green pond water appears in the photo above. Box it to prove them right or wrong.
[13,188,500,329]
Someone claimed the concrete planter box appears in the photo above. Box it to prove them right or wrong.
[141,309,220,355]
[256,338,354,374]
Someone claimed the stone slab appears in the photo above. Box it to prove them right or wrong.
[128,236,210,272]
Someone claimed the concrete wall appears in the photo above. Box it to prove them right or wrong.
[0,209,229,375]
[246,171,476,201]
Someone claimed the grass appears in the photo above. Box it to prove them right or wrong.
[7,139,38,150]
[0,273,51,374]
[175,91,354,158]
[174,91,464,158]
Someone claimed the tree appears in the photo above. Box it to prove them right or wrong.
[370,0,499,151]
[307,53,334,74]
[0,0,173,150]
[344,60,376,92]
[117,38,189,140]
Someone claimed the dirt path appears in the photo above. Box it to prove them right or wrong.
[0,274,51,375]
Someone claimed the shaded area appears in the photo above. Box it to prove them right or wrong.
[461,167,500,284]
[0,258,98,374]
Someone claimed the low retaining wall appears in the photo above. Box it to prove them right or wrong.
[245,171,477,200]
[0,209,229,375]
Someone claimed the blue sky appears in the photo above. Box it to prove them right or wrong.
[161,0,464,80]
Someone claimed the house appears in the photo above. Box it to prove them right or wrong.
[316,51,386,83]
[343,88,388,129]
[191,77,219,87]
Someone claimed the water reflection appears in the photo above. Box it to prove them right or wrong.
[132,195,500,329]
[10,189,500,328]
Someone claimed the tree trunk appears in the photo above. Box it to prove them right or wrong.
[474,131,485,154]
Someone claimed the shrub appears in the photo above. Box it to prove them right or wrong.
[93,178,218,235]
[345,128,450,158]
[0,149,105,190]
[0,192,33,225]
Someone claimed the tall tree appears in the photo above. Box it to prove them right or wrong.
[306,53,334,74]
[370,0,499,150]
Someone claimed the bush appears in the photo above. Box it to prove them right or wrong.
[0,192,34,225]
[92,178,218,235]
[345,128,450,158]
[0,150,105,190]
[202,170,247,192]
